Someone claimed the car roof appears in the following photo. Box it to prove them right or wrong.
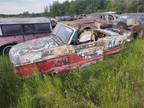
[0,17,51,25]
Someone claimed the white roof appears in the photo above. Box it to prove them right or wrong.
[0,17,51,25]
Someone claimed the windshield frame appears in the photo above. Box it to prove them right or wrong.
[52,23,76,44]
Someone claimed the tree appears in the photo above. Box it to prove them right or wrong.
[44,5,49,16]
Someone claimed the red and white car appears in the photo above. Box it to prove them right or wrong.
[9,23,132,76]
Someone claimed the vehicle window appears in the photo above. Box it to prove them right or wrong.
[23,24,34,34]
[0,26,2,36]
[95,31,106,40]
[53,24,73,43]
[34,23,51,33]
[100,15,105,20]
[1,24,23,36]
[70,32,79,45]
[108,15,114,20]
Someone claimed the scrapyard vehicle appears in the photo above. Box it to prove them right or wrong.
[115,13,144,25]
[115,13,143,30]
[131,24,144,39]
[0,17,52,55]
[69,12,119,30]
[9,23,132,76]
[115,13,144,39]
[87,12,119,23]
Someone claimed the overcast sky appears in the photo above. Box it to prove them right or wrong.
[0,0,68,14]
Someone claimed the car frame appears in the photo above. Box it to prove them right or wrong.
[9,23,131,76]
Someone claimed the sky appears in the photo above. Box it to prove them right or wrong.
[0,0,68,14]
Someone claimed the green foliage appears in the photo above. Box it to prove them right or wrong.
[1,39,144,107]
[0,56,23,108]
[0,0,143,17]
[49,0,144,16]
[49,0,108,16]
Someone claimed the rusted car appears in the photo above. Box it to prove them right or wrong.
[131,24,144,39]
[9,23,131,76]
[69,12,119,29]
[115,13,144,39]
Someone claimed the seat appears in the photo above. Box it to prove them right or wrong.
[79,30,95,43]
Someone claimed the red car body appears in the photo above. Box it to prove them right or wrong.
[9,23,131,76]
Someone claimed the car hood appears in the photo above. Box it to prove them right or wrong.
[9,35,62,66]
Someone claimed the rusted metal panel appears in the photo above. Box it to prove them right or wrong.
[9,23,132,76]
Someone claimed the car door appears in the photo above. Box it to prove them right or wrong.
[99,35,125,56]
[103,36,125,50]
[74,42,103,59]
[66,40,104,69]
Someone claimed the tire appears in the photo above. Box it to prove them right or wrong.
[2,45,13,55]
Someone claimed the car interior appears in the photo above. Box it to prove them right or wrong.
[70,28,107,45]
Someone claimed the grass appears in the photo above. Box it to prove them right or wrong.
[1,38,144,108]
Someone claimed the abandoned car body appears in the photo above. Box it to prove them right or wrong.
[69,12,119,29]
[9,23,131,76]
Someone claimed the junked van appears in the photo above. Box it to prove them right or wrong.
[0,17,53,55]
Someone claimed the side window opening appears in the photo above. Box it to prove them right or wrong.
[95,31,106,40]
[100,15,103,19]
[108,15,114,21]
[0,26,2,36]
[34,23,52,33]
[23,24,34,34]
[100,15,106,20]
[1,24,23,36]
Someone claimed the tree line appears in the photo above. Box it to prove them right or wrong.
[0,0,144,17]
[48,0,144,16]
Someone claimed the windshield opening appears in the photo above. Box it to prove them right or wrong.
[52,24,74,44]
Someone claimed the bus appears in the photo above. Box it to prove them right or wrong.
[0,17,53,55]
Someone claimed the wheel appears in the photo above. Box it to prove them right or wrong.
[2,45,13,55]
